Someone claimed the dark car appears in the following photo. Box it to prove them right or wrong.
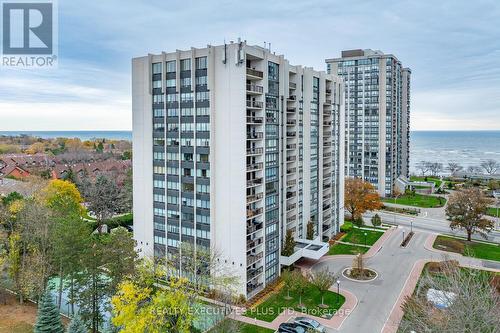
[294,317,326,332]
[278,322,307,333]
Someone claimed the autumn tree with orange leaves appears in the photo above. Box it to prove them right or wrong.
[344,178,382,220]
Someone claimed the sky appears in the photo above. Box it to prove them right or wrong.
[0,0,499,131]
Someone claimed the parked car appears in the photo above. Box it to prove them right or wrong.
[294,317,326,332]
[278,322,307,333]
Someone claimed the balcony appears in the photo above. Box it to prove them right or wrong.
[286,131,296,137]
[286,107,296,113]
[289,82,297,89]
[286,156,296,162]
[247,192,263,203]
[247,282,264,295]
[247,207,263,219]
[247,100,263,109]
[286,191,296,199]
[247,252,263,266]
[286,119,296,126]
[247,162,263,172]
[286,203,296,211]
[286,143,297,150]
[324,99,332,105]
[323,121,332,126]
[247,266,264,280]
[287,179,296,187]
[287,95,296,101]
[287,167,297,174]
[247,132,263,140]
[246,68,264,79]
[247,147,263,155]
[326,88,332,94]
[246,84,264,94]
[247,116,263,124]
[247,178,263,187]
[247,236,263,249]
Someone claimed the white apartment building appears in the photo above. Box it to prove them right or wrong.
[133,41,345,299]
[326,49,411,196]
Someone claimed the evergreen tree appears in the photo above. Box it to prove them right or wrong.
[34,290,65,333]
[67,314,87,333]
[281,229,296,256]
[306,220,315,240]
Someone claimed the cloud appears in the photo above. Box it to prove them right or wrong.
[0,0,499,130]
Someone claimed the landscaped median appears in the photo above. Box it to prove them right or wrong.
[432,235,500,262]
[382,193,446,208]
[328,222,386,255]
[207,319,274,333]
[244,282,345,322]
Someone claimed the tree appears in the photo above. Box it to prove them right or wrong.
[480,159,500,175]
[400,261,500,333]
[67,314,87,333]
[371,214,382,227]
[111,271,195,333]
[281,229,296,256]
[344,178,382,220]
[39,179,83,217]
[466,165,481,175]
[445,188,494,241]
[291,270,307,308]
[416,161,431,176]
[281,269,294,300]
[34,289,65,333]
[308,268,336,307]
[429,162,444,176]
[85,175,128,228]
[306,220,315,240]
[1,191,23,206]
[447,162,463,176]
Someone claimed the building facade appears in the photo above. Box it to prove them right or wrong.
[133,41,345,299]
[326,49,411,196]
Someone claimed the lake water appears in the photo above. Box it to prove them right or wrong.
[2,130,499,173]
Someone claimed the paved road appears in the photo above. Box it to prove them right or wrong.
[364,210,500,243]
[313,229,433,333]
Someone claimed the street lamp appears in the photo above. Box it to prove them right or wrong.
[364,232,367,246]
[402,228,405,245]
[336,279,340,304]
[410,218,413,233]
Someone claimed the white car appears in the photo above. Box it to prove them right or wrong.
[294,317,326,332]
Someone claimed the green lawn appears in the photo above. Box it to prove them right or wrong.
[244,283,345,322]
[433,235,500,262]
[328,243,368,255]
[342,228,384,246]
[382,194,446,208]
[486,207,499,218]
[207,320,273,333]
[410,176,442,188]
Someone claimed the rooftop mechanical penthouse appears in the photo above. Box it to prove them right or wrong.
[132,41,345,299]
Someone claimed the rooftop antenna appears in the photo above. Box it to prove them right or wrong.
[269,42,271,52]
[264,41,267,49]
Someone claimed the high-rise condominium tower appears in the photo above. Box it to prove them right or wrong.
[326,49,411,196]
[132,41,345,298]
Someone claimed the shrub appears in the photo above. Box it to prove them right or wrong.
[371,214,382,227]
[353,217,364,227]
[340,221,353,233]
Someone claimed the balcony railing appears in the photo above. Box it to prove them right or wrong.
[247,282,264,294]
[286,143,296,150]
[247,236,263,249]
[286,156,296,162]
[247,162,263,171]
[286,131,296,137]
[247,100,263,109]
[287,95,296,101]
[246,68,264,78]
[247,252,263,266]
[247,192,263,203]
[247,116,263,124]
[289,82,297,89]
[286,107,296,112]
[286,119,296,126]
[324,99,332,105]
[247,266,264,280]
[247,132,263,140]
[247,178,263,187]
[287,203,296,211]
[287,167,297,174]
[287,179,296,187]
[247,207,263,218]
[246,84,264,94]
[247,147,263,155]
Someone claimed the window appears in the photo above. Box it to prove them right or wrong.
[196,123,209,132]
[197,214,210,224]
[167,108,178,117]
[181,77,191,87]
[195,57,207,69]
[180,123,194,132]
[167,195,178,204]
[153,166,165,174]
[196,184,209,193]
[167,181,179,190]
[153,94,164,103]
[166,79,176,88]
[196,107,209,116]
[196,76,207,86]
[154,207,165,217]
[180,93,193,102]
[166,94,177,102]
[153,108,164,117]
[166,61,176,73]
[167,166,178,175]
[153,80,161,88]
[181,107,194,116]
[180,59,191,71]
[154,194,165,202]
[152,63,162,74]
[153,180,165,189]
[197,154,209,162]
[196,199,210,209]
[196,91,209,102]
